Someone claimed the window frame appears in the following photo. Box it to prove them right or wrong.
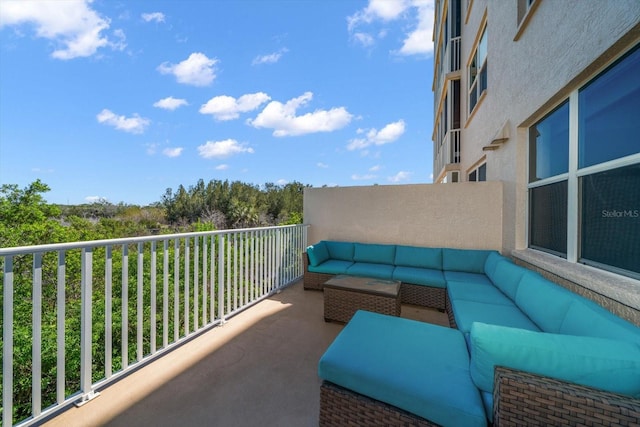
[527,43,640,279]
[468,22,488,115]
[468,162,487,182]
[514,0,541,41]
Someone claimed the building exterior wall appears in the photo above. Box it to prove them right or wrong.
[303,182,503,251]
[432,0,640,317]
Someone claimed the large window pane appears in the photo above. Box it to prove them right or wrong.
[529,102,569,182]
[529,181,567,256]
[579,46,640,168]
[581,164,640,278]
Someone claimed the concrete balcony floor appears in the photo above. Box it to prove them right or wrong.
[44,280,449,427]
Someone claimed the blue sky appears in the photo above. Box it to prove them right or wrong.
[0,0,435,205]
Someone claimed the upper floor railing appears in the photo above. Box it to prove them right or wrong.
[434,36,461,109]
[434,129,461,179]
[1,224,308,427]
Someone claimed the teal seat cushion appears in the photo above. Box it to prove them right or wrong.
[444,271,493,286]
[347,262,395,280]
[450,299,540,334]
[308,259,353,275]
[488,261,530,301]
[307,242,329,267]
[394,245,442,270]
[469,322,640,398]
[392,267,446,288]
[447,281,513,306]
[515,274,577,333]
[319,311,488,427]
[325,241,355,261]
[483,252,510,278]
[443,249,495,273]
[353,243,396,265]
[559,301,640,345]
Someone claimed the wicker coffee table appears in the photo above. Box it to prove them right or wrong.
[323,275,401,323]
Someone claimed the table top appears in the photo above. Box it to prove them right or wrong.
[323,275,401,297]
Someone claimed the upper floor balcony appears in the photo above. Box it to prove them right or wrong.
[0,223,449,426]
[434,129,461,181]
[433,36,461,108]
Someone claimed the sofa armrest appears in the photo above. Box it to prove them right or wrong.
[302,251,334,290]
[493,366,640,426]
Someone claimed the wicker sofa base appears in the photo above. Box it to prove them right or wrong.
[494,366,640,426]
[401,282,446,311]
[320,381,438,427]
[323,285,401,323]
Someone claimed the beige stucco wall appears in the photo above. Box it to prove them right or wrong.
[458,0,640,253]
[303,182,503,251]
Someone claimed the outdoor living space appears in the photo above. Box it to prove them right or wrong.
[42,279,448,427]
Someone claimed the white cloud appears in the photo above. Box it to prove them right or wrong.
[0,0,122,59]
[347,119,405,150]
[162,147,183,157]
[158,52,218,86]
[96,109,150,134]
[369,165,381,172]
[388,171,412,183]
[348,0,409,30]
[216,164,229,170]
[353,32,375,47]
[347,0,434,56]
[252,48,288,65]
[317,162,329,169]
[153,96,188,111]
[142,12,165,23]
[200,92,271,121]
[277,179,288,185]
[248,92,353,137]
[197,139,254,159]
[398,0,434,56]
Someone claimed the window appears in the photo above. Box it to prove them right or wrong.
[527,44,640,278]
[469,25,487,113]
[580,164,640,277]
[529,102,569,182]
[468,163,486,181]
[515,0,540,41]
[530,181,568,256]
[517,0,537,25]
[578,46,640,168]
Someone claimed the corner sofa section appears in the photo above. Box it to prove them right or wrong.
[315,241,640,426]
[304,240,498,311]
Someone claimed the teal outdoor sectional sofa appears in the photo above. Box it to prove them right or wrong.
[305,241,640,426]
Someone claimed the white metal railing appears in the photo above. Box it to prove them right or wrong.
[434,36,462,109]
[434,129,462,178]
[1,224,308,427]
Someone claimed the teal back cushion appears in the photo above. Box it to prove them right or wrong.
[560,301,640,345]
[515,274,577,333]
[489,262,530,301]
[306,242,330,267]
[353,243,396,265]
[483,252,509,278]
[443,249,495,273]
[394,245,442,270]
[469,322,640,397]
[325,241,355,261]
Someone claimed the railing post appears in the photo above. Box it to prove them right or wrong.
[218,234,226,323]
[76,247,99,406]
[3,256,14,427]
[57,251,67,403]
[33,253,42,417]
